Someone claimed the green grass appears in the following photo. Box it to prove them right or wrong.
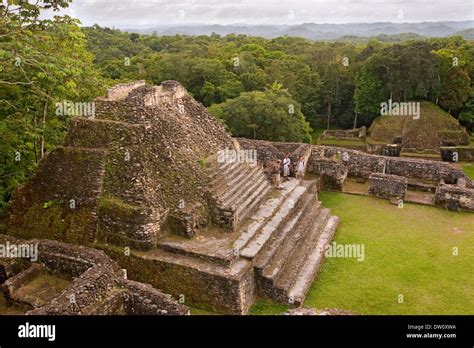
[461,162,474,180]
[317,138,366,147]
[303,192,474,315]
[189,306,218,315]
[249,298,289,315]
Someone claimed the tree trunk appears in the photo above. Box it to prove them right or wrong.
[353,112,358,129]
[326,101,332,130]
[32,112,38,164]
[40,97,49,159]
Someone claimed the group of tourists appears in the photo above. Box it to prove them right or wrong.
[272,154,306,188]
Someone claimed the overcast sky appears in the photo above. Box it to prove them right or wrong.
[45,0,474,28]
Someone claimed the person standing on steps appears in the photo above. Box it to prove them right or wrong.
[273,159,282,188]
[296,156,305,179]
[283,154,291,181]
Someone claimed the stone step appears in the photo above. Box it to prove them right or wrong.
[232,176,271,226]
[234,181,272,229]
[215,174,271,228]
[212,166,253,200]
[217,166,265,206]
[233,179,300,252]
[273,207,331,292]
[221,169,266,208]
[255,196,320,280]
[239,184,307,259]
[156,241,236,267]
[288,215,340,306]
[210,157,233,174]
[210,161,240,187]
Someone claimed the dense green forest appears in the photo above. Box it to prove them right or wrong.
[1,0,474,211]
[82,25,474,132]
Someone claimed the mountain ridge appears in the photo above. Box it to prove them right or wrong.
[121,21,474,40]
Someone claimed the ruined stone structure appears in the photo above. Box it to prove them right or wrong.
[435,179,474,212]
[318,103,474,161]
[6,80,236,249]
[2,81,340,314]
[307,145,474,211]
[2,81,472,315]
[0,234,189,315]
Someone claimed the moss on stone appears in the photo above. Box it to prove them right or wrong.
[98,195,144,217]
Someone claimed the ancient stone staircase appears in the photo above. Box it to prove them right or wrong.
[209,160,272,229]
[233,178,339,306]
[152,174,339,312]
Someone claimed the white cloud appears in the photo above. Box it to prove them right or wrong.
[43,0,474,28]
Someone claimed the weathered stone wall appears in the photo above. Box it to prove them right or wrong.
[104,80,146,101]
[236,138,312,176]
[311,146,385,179]
[345,153,385,178]
[142,80,187,107]
[457,147,474,161]
[237,138,309,160]
[29,262,119,315]
[311,145,468,184]
[368,173,407,199]
[34,239,119,277]
[0,258,28,284]
[310,145,473,210]
[320,127,366,140]
[435,181,474,212]
[123,280,190,315]
[441,146,474,162]
[64,117,142,149]
[307,158,348,191]
[97,244,256,314]
[2,264,46,301]
[385,157,463,184]
[382,144,402,157]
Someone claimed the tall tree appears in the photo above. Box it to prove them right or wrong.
[208,89,312,143]
[353,69,383,126]
[0,0,103,210]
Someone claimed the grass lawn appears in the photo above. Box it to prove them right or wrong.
[317,138,366,147]
[303,192,474,315]
[461,162,474,180]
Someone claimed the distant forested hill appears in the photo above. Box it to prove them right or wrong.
[123,21,474,40]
